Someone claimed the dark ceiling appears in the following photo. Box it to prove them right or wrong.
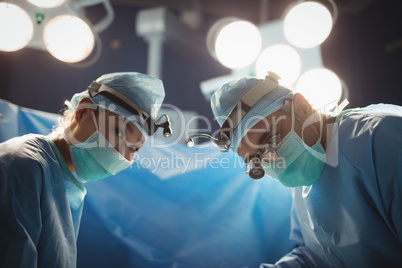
[110,0,378,25]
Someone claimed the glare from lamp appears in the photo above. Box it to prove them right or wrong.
[26,0,67,8]
[284,2,333,49]
[0,3,33,52]
[255,44,302,87]
[295,68,342,111]
[43,15,95,63]
[214,20,262,69]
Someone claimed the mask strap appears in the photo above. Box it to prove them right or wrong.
[291,100,295,132]
[62,130,72,145]
[91,109,99,131]
[317,112,323,142]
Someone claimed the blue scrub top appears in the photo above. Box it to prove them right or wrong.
[262,105,402,267]
[0,134,86,268]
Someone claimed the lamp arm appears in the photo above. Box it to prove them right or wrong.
[74,0,114,33]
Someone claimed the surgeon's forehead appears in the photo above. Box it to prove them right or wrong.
[246,109,285,134]
[119,117,146,142]
[116,115,134,133]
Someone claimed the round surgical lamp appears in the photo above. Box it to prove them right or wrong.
[283,1,335,49]
[295,68,342,111]
[207,18,262,69]
[255,44,302,87]
[0,3,33,52]
[43,15,95,63]
[26,0,67,8]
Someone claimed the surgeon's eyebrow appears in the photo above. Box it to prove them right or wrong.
[259,129,272,144]
[117,117,146,145]
[125,119,134,134]
[116,116,133,133]
[251,127,272,151]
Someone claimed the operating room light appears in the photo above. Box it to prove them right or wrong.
[26,0,67,8]
[44,15,95,63]
[295,68,342,110]
[284,1,333,48]
[213,20,262,69]
[255,44,302,87]
[0,3,33,52]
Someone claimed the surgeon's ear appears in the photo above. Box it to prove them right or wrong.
[74,98,93,122]
[293,93,314,119]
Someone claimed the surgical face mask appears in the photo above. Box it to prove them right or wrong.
[65,110,132,183]
[263,102,326,187]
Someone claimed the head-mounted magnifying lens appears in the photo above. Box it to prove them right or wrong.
[186,71,280,152]
[245,128,283,179]
[244,98,291,179]
[87,81,172,137]
[245,155,265,179]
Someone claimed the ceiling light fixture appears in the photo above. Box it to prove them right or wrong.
[0,3,33,52]
[283,1,337,48]
[206,18,262,69]
[0,0,114,65]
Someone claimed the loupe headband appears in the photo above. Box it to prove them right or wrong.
[87,81,171,137]
[187,71,280,151]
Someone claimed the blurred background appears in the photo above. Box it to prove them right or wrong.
[1,0,401,135]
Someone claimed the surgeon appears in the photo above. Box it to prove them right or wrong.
[188,71,402,267]
[0,72,171,267]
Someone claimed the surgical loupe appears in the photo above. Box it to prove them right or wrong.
[246,156,265,179]
[186,71,281,178]
[245,131,283,179]
[87,81,172,137]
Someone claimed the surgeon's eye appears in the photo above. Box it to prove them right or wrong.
[128,145,141,153]
[129,145,140,153]
[115,127,124,139]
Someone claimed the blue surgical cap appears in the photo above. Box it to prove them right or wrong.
[211,76,293,152]
[69,72,165,138]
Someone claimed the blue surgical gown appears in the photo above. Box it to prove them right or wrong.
[261,104,402,267]
[0,134,86,268]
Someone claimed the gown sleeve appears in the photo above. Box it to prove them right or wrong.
[259,200,316,268]
[372,114,402,243]
[0,151,44,267]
